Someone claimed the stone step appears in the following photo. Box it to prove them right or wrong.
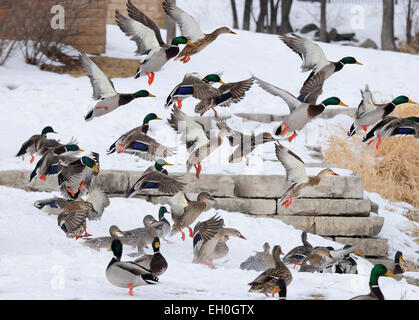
[276,216,384,237]
[276,199,371,216]
[332,237,388,257]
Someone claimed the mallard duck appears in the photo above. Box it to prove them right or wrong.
[16,126,58,164]
[347,85,377,136]
[216,119,276,165]
[134,237,168,276]
[82,225,126,251]
[322,245,362,274]
[275,142,339,208]
[350,264,396,300]
[254,76,347,142]
[248,245,292,297]
[106,113,175,160]
[298,247,335,273]
[194,77,254,118]
[127,215,165,257]
[393,251,406,275]
[192,215,246,268]
[79,52,155,121]
[29,143,82,183]
[240,242,275,272]
[34,197,72,216]
[126,159,185,198]
[58,152,100,199]
[156,206,171,242]
[115,0,195,85]
[276,278,287,300]
[162,0,236,63]
[363,116,419,149]
[168,192,216,241]
[164,72,224,110]
[280,33,362,102]
[282,231,313,269]
[348,96,416,140]
[106,238,158,296]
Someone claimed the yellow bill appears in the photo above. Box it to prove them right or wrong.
[339,102,348,107]
[187,40,197,47]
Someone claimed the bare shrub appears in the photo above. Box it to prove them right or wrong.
[0,0,18,65]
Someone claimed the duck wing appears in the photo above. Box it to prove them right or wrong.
[162,0,205,42]
[356,85,376,117]
[275,142,308,184]
[79,52,117,100]
[298,71,326,105]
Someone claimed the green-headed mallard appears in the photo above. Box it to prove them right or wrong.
[347,85,377,136]
[127,215,165,257]
[115,0,195,85]
[298,247,334,273]
[164,72,224,109]
[168,192,216,241]
[363,116,419,149]
[254,76,347,142]
[195,77,254,118]
[134,237,168,276]
[106,238,158,296]
[280,33,362,102]
[350,264,396,300]
[348,96,416,139]
[323,245,362,274]
[58,152,100,199]
[393,251,406,275]
[79,52,155,121]
[156,206,172,242]
[282,231,313,269]
[82,225,126,251]
[16,126,59,164]
[192,215,246,268]
[275,142,339,208]
[216,119,276,165]
[168,106,234,178]
[107,113,175,160]
[240,242,275,272]
[248,245,292,297]
[162,0,236,63]
[126,159,185,198]
[29,143,83,183]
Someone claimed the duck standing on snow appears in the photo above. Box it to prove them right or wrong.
[350,264,396,300]
[192,215,246,269]
[298,247,335,273]
[162,0,236,63]
[79,52,155,121]
[134,237,168,276]
[16,126,59,164]
[322,245,362,274]
[168,192,216,241]
[106,239,158,296]
[240,242,275,272]
[126,159,185,197]
[363,116,419,150]
[156,206,172,242]
[254,76,348,142]
[248,245,292,297]
[393,251,406,275]
[275,142,339,208]
[347,85,377,136]
[115,0,196,85]
[280,33,362,103]
[216,119,277,166]
[82,225,126,251]
[164,72,224,110]
[348,95,416,140]
[58,152,100,200]
[106,113,175,160]
[127,215,165,257]
[29,143,83,183]
[282,231,313,269]
[194,77,254,118]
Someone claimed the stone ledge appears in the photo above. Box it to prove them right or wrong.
[276,199,371,216]
[315,216,383,237]
[275,216,316,233]
[213,197,276,215]
[333,237,388,256]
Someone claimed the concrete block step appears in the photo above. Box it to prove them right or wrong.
[333,237,388,257]
[276,199,371,216]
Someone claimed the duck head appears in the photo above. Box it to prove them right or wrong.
[152,237,161,253]
[214,26,237,35]
[54,144,84,155]
[321,97,348,107]
[81,156,99,173]
[158,206,170,219]
[109,225,125,238]
[108,239,123,260]
[133,90,155,99]
[143,112,162,124]
[171,36,196,47]
[143,214,158,226]
[154,159,173,171]
[391,95,416,106]
[225,228,246,240]
[369,264,396,285]
[197,191,216,202]
[203,73,226,85]
[339,56,362,65]
[317,168,339,177]
[395,251,405,263]
[41,126,58,136]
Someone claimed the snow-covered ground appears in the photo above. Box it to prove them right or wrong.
[0,1,418,299]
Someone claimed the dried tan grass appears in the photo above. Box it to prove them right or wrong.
[323,104,419,208]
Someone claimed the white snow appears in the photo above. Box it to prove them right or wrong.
[0,1,418,299]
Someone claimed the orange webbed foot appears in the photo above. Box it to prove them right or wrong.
[128,284,134,296]
[288,131,297,143]
[187,226,194,238]
[175,98,182,109]
[280,122,289,135]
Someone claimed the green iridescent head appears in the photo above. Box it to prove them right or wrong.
[340,57,362,65]
[171,36,194,46]
[391,95,416,105]
[110,239,123,258]
[203,74,225,84]
[65,144,83,152]
[321,97,348,107]
[158,206,169,219]
[154,159,172,171]
[81,156,99,173]
[41,126,57,136]
[143,113,162,124]
[369,264,396,285]
[406,116,419,123]
[133,90,155,98]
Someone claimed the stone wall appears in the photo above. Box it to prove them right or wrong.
[107,0,166,27]
[0,169,387,258]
